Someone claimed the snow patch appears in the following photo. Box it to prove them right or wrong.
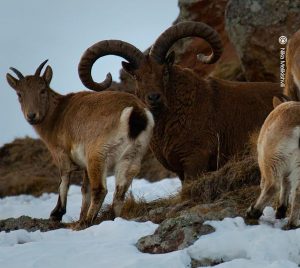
[0,176,181,222]
[188,213,300,267]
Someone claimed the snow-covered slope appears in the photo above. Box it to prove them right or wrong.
[0,176,300,268]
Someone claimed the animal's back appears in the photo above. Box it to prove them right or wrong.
[258,101,300,174]
[55,91,146,142]
[53,91,148,156]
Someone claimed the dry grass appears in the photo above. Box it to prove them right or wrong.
[100,149,261,223]
[92,136,263,223]
[0,137,61,197]
[120,192,183,222]
[181,153,260,204]
[220,185,260,213]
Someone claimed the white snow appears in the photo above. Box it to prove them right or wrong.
[1,176,300,268]
[0,176,181,222]
[188,215,300,268]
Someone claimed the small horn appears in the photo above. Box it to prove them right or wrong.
[35,59,49,76]
[9,67,24,80]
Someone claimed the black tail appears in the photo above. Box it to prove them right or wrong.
[128,107,148,140]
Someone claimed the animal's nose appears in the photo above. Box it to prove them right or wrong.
[147,93,161,103]
[27,112,37,121]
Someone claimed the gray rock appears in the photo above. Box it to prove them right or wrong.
[226,0,300,82]
[0,216,66,232]
[136,212,215,254]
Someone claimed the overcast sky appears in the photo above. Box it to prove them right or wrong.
[0,0,178,146]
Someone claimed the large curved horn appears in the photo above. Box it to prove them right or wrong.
[35,59,49,76]
[9,67,24,80]
[78,40,144,91]
[150,21,223,65]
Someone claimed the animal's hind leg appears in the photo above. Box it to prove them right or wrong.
[112,147,143,217]
[276,176,290,219]
[79,170,91,222]
[85,154,107,225]
[286,176,300,229]
[246,173,278,219]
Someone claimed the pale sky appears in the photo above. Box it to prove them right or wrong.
[0,0,178,145]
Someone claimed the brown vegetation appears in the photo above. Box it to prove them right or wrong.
[0,138,61,197]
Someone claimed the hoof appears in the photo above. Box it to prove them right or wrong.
[49,209,65,222]
[72,220,90,231]
[244,218,259,225]
[283,223,299,230]
[275,205,287,219]
[49,214,62,222]
[245,205,262,220]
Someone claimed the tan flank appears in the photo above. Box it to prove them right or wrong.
[246,97,300,229]
[78,21,282,183]
[6,60,154,227]
[284,29,300,101]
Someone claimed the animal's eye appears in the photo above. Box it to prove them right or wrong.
[17,92,21,98]
[41,89,46,94]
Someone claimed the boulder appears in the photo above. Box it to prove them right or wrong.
[136,212,214,253]
[226,0,300,82]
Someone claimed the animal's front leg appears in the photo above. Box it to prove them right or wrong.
[50,172,71,221]
[182,149,211,181]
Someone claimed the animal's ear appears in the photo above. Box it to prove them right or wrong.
[122,61,137,77]
[6,73,18,90]
[165,51,175,67]
[43,66,53,85]
[273,95,290,108]
[273,96,282,108]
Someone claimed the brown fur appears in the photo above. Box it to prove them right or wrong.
[131,62,282,180]
[247,99,300,229]
[284,29,300,101]
[6,61,154,227]
[78,22,282,182]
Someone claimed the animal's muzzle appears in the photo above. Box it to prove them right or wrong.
[146,93,162,106]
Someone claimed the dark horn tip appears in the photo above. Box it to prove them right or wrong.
[86,72,112,92]
[9,67,25,79]
[35,59,49,76]
[106,72,112,81]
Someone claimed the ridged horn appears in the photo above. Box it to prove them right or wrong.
[150,21,223,65]
[78,40,144,91]
[9,67,24,80]
[35,59,49,76]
